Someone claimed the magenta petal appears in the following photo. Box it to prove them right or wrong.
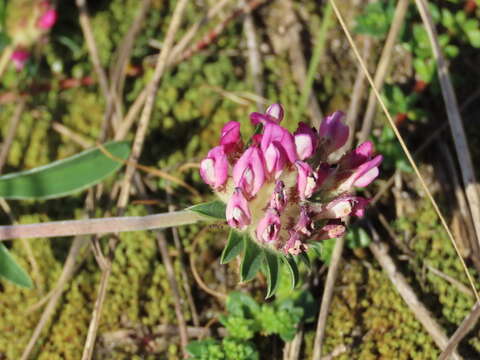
[352,155,383,187]
[341,141,375,169]
[351,197,370,217]
[220,121,242,153]
[256,209,281,243]
[283,231,307,255]
[265,103,284,123]
[294,207,314,236]
[294,122,318,160]
[317,221,346,240]
[38,8,57,29]
[264,142,287,177]
[226,188,252,230]
[11,50,29,70]
[199,146,228,189]
[319,111,349,151]
[261,123,297,163]
[295,161,318,200]
[232,147,265,197]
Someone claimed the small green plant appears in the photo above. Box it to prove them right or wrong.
[186,290,315,360]
[354,0,396,38]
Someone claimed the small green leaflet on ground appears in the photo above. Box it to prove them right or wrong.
[0,243,32,288]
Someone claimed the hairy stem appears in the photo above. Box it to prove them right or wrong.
[0,210,205,241]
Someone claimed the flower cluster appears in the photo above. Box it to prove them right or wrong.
[8,0,58,70]
[200,104,382,256]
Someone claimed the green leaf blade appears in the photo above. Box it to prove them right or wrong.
[0,243,32,288]
[188,200,226,220]
[282,255,299,289]
[264,250,280,299]
[240,236,263,282]
[0,141,130,200]
[221,229,244,264]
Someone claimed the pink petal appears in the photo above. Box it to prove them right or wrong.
[226,188,252,230]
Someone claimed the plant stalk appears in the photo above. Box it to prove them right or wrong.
[0,210,206,241]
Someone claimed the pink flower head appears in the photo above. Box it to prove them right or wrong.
[294,206,314,236]
[261,123,297,164]
[319,111,349,153]
[220,121,243,154]
[250,103,284,126]
[38,8,57,29]
[200,145,229,190]
[11,50,29,71]
[226,188,252,230]
[256,209,281,243]
[232,146,265,197]
[295,161,318,200]
[350,155,383,187]
[283,231,308,255]
[269,180,287,211]
[294,122,318,160]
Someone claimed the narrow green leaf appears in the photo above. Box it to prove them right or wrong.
[282,255,299,289]
[0,243,32,288]
[0,141,130,200]
[221,229,244,264]
[240,236,263,282]
[297,252,311,269]
[188,200,226,220]
[264,250,280,299]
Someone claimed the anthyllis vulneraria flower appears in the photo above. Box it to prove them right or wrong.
[200,104,382,256]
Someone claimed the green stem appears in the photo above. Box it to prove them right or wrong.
[0,210,206,241]
[296,3,334,123]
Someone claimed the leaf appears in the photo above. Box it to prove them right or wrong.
[297,252,311,269]
[264,250,280,299]
[0,141,130,200]
[282,255,299,289]
[225,291,260,317]
[240,236,263,282]
[221,229,244,264]
[186,339,219,357]
[0,243,32,288]
[188,200,226,220]
[346,226,372,249]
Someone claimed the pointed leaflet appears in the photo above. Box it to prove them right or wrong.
[240,236,263,282]
[188,201,226,220]
[282,255,299,289]
[297,252,311,269]
[0,141,130,200]
[0,243,32,288]
[221,229,244,264]
[264,250,280,299]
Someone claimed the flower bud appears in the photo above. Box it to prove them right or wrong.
[220,121,242,154]
[295,161,318,200]
[11,49,29,70]
[294,207,314,236]
[294,122,318,160]
[316,220,346,240]
[256,209,281,243]
[261,123,297,163]
[283,231,308,255]
[269,180,287,211]
[226,188,251,230]
[250,103,284,125]
[38,8,57,29]
[319,111,349,153]
[232,146,265,197]
[199,145,229,190]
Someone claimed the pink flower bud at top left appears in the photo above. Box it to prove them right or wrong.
[200,145,229,190]
[11,50,29,71]
[38,8,57,29]
[232,146,265,197]
[319,111,349,153]
[220,121,242,154]
[226,188,252,230]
